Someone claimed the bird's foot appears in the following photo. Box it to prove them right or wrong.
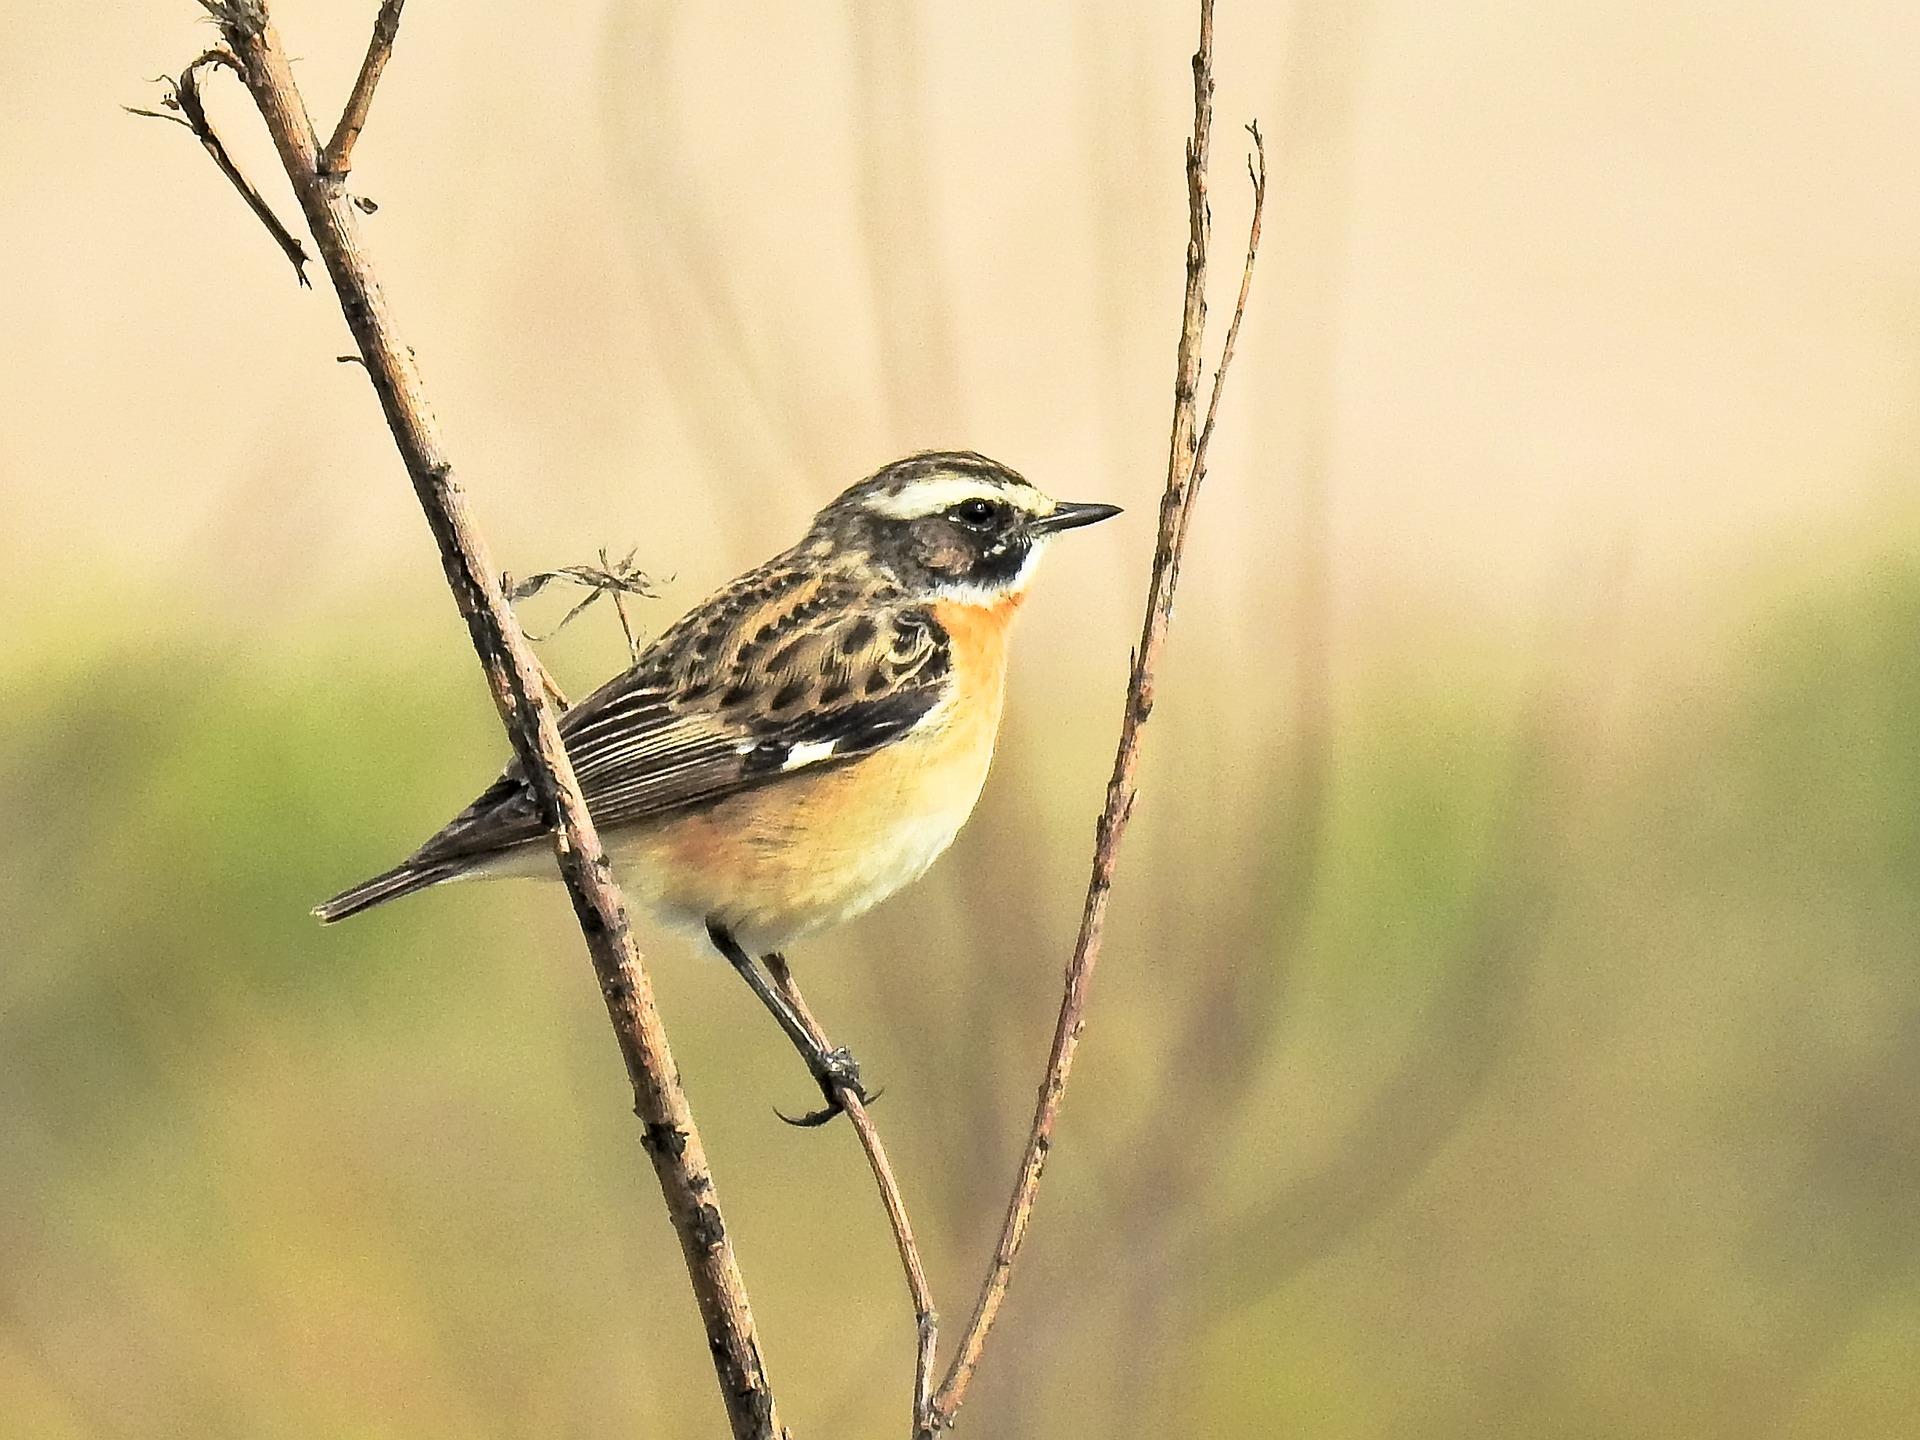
[776,1047,880,1128]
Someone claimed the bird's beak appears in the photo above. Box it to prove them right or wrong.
[1032,501,1123,535]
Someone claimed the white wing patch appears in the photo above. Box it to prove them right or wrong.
[780,738,839,772]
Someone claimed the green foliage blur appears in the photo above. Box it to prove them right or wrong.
[9,550,1919,1437]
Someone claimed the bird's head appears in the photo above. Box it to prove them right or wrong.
[808,451,1121,605]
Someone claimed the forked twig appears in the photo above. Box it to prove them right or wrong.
[321,0,405,176]
[158,4,788,1436]
[127,49,310,285]
[923,0,1265,1429]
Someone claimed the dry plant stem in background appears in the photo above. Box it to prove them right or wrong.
[166,5,787,1437]
[926,0,1266,1430]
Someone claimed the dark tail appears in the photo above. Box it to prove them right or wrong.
[313,859,463,924]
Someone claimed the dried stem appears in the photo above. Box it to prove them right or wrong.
[925,0,1265,1428]
[1187,122,1266,539]
[127,49,310,285]
[528,645,573,713]
[321,0,404,176]
[172,4,785,1436]
[763,955,940,1433]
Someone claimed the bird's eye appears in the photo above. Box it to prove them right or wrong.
[947,498,1000,528]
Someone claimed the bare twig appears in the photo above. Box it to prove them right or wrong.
[1107,116,1276,1237]
[521,638,573,713]
[129,50,311,285]
[502,546,661,708]
[507,546,658,661]
[1190,122,1265,513]
[763,955,940,1434]
[321,0,405,176]
[925,0,1265,1428]
[169,4,786,1436]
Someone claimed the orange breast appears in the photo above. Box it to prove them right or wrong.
[614,594,1024,952]
[932,593,1022,701]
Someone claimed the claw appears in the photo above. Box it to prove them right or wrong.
[773,1050,883,1129]
[774,1100,844,1128]
[773,1086,886,1129]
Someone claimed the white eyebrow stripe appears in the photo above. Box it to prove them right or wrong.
[862,475,1052,520]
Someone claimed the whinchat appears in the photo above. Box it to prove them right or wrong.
[316,451,1120,1118]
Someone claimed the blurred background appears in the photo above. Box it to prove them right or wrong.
[5,1,1919,1435]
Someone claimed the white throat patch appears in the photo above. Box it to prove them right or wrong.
[929,535,1052,606]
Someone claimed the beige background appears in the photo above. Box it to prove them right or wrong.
[4,2,1919,1436]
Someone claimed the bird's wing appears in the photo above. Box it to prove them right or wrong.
[411,565,949,863]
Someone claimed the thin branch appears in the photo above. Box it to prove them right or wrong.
[763,955,939,1434]
[321,0,405,176]
[1104,117,1277,1228]
[1193,123,1265,485]
[172,4,786,1436]
[129,49,310,286]
[524,638,573,713]
[925,0,1265,1428]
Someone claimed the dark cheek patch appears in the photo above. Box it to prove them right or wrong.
[909,520,976,577]
[966,536,1031,588]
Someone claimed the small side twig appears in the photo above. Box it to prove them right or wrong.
[924,0,1264,1429]
[495,613,571,712]
[321,0,404,176]
[1190,121,1265,523]
[503,546,658,707]
[507,546,658,662]
[762,955,939,1433]
[128,50,310,286]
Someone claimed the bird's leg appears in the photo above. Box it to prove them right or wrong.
[763,951,886,1125]
[706,922,870,1126]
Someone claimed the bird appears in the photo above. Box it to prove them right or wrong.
[316,450,1120,1121]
